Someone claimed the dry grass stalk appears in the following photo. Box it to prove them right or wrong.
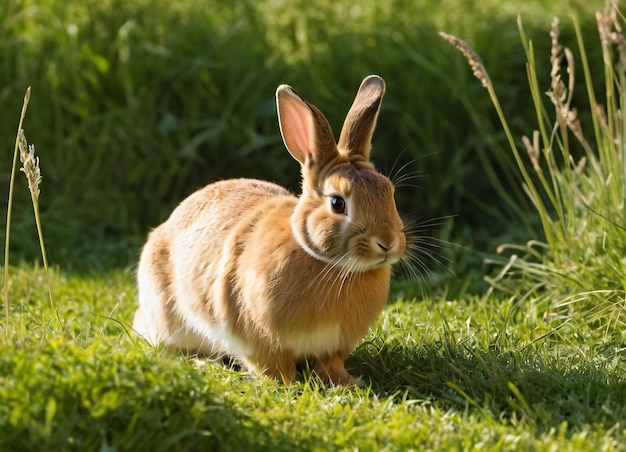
[439,27,548,237]
[438,32,491,88]
[18,130,42,200]
[548,16,567,112]
[522,131,541,172]
[17,129,55,311]
[546,17,590,151]
[575,156,587,174]
[597,2,626,72]
[4,87,31,331]
[547,18,570,123]
[3,87,55,331]
[596,104,609,132]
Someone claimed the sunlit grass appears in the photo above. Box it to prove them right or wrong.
[0,266,624,450]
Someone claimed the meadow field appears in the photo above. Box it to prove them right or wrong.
[1,0,625,450]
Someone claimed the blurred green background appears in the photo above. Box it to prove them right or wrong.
[0,0,605,281]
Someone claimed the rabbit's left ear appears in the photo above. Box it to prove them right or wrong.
[276,85,338,167]
[337,75,385,161]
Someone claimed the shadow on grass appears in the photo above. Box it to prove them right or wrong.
[0,337,302,452]
[350,337,626,433]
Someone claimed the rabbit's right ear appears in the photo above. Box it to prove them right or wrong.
[276,85,338,168]
[337,75,385,161]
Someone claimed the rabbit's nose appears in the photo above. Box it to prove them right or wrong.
[372,237,396,254]
[376,242,389,252]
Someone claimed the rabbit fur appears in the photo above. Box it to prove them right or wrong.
[134,75,406,386]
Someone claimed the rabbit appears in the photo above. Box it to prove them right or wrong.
[134,75,406,386]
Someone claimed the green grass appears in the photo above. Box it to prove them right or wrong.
[2,0,626,450]
[1,265,624,450]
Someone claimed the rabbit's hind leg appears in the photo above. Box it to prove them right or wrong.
[313,352,356,387]
[242,349,297,386]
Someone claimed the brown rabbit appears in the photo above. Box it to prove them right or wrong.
[134,75,406,386]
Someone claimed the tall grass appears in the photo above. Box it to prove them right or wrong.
[443,1,626,328]
[3,87,30,330]
[3,87,55,332]
[0,0,603,271]
[17,127,54,311]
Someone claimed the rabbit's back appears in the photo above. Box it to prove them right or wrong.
[167,178,290,234]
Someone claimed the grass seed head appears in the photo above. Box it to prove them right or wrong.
[439,32,491,88]
[609,1,626,73]
[549,17,563,85]
[547,17,568,112]
[522,133,540,172]
[545,19,588,146]
[18,129,42,200]
[597,3,626,72]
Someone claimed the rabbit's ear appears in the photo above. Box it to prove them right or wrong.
[276,85,338,167]
[337,75,385,161]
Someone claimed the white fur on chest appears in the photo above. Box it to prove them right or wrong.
[280,324,342,358]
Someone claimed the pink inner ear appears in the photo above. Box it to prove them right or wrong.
[279,93,314,163]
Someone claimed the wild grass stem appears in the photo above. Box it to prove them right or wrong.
[18,130,55,311]
[3,87,31,332]
[439,31,556,247]
[3,87,56,334]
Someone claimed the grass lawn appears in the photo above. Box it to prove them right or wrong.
[1,265,624,450]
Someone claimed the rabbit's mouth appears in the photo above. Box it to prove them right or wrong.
[381,254,402,266]
[347,235,404,271]
[372,254,402,269]
[339,253,402,273]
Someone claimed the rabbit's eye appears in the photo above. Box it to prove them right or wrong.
[330,196,347,214]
